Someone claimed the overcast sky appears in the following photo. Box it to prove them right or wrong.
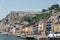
[0,0,60,20]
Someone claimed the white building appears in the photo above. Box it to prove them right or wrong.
[38,20,44,34]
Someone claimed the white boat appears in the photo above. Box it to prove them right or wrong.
[20,35,27,39]
[17,34,21,37]
[48,33,60,38]
[48,33,56,38]
[20,33,27,39]
[0,32,8,35]
[55,32,60,37]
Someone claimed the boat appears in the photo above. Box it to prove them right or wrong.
[20,34,27,39]
[26,37,34,39]
[17,33,35,39]
[16,35,21,38]
[26,35,35,40]
[16,33,27,39]
[0,32,8,35]
[20,34,34,39]
[48,33,56,38]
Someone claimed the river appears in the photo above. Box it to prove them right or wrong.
[0,34,30,40]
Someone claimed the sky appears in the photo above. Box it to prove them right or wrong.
[0,0,60,20]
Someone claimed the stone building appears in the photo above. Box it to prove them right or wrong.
[51,15,60,33]
[52,22,60,33]
[23,26,34,35]
[38,19,48,35]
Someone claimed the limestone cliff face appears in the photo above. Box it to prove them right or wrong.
[2,11,41,24]
[0,11,41,33]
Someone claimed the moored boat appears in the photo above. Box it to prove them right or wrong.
[20,35,27,39]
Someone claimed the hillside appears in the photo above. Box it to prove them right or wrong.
[0,4,60,33]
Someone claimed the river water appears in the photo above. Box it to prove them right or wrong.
[0,34,29,40]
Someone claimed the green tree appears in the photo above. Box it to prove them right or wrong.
[48,4,59,10]
[42,9,46,12]
[24,17,33,22]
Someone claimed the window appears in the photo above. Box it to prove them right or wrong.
[17,13,19,15]
[46,25,51,26]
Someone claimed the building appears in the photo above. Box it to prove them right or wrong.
[38,21,43,35]
[46,21,52,34]
[10,28,16,34]
[38,19,48,35]
[23,26,34,35]
[45,11,60,34]
[51,15,60,33]
[52,22,60,33]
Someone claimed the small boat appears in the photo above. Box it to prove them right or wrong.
[20,34,27,39]
[17,35,21,38]
[0,32,8,35]
[26,35,35,40]
[19,33,27,39]
[26,37,34,39]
